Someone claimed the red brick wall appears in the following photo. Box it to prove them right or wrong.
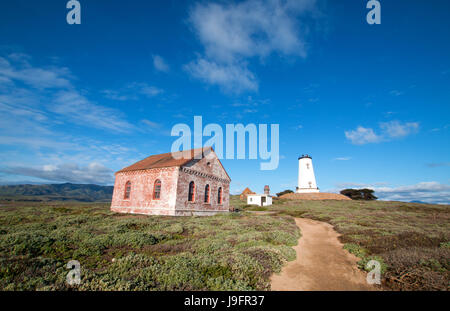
[182,150,230,181]
[110,150,231,216]
[174,155,230,216]
[110,167,179,215]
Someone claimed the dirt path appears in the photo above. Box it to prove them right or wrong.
[271,218,376,291]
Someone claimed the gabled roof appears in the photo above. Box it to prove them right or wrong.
[117,148,205,173]
[241,187,255,195]
[116,147,231,181]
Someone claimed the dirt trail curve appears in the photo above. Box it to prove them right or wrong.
[271,218,376,291]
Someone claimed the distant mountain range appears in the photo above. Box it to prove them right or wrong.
[0,183,113,202]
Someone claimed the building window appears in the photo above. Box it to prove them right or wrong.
[124,181,131,199]
[308,181,312,188]
[153,179,162,199]
[188,181,195,202]
[218,187,223,204]
[204,184,210,203]
[306,163,310,169]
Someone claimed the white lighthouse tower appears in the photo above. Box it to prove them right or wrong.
[296,154,320,193]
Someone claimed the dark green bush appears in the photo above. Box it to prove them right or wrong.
[340,188,378,200]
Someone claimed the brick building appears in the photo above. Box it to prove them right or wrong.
[111,147,231,216]
[239,187,255,201]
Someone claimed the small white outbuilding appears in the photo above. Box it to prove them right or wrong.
[247,194,273,207]
[247,185,273,207]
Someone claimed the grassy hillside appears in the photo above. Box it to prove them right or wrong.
[0,183,113,202]
[0,201,299,290]
[1,196,447,291]
[253,198,449,291]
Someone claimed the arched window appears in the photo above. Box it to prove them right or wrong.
[218,187,223,204]
[204,184,210,203]
[124,181,131,199]
[153,179,162,199]
[188,181,195,202]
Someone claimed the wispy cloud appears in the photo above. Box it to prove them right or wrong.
[231,96,269,107]
[379,120,419,138]
[51,90,134,133]
[0,52,135,134]
[375,182,450,204]
[0,51,144,185]
[140,119,161,129]
[152,54,170,72]
[389,89,404,96]
[139,84,164,97]
[0,135,78,150]
[0,54,72,89]
[1,162,114,185]
[333,181,450,204]
[345,120,419,145]
[335,182,388,189]
[345,126,382,145]
[334,157,352,161]
[102,82,164,101]
[185,0,319,93]
[184,58,258,93]
[426,162,450,168]
[101,89,135,101]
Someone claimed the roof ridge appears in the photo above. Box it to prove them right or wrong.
[116,146,215,174]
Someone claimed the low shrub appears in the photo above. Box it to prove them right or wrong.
[0,202,300,291]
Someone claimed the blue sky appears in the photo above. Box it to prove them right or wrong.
[0,0,449,203]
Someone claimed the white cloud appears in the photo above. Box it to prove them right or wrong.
[1,162,114,185]
[0,135,79,150]
[152,54,169,72]
[0,52,155,185]
[345,126,382,145]
[184,58,258,93]
[188,0,314,62]
[0,53,135,134]
[140,85,164,97]
[345,121,419,145]
[102,82,164,100]
[0,55,71,89]
[186,0,318,93]
[141,119,161,129]
[335,182,388,189]
[379,120,419,138]
[389,90,404,96]
[101,89,134,101]
[334,157,352,161]
[51,90,134,133]
[374,182,450,205]
[333,181,450,204]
